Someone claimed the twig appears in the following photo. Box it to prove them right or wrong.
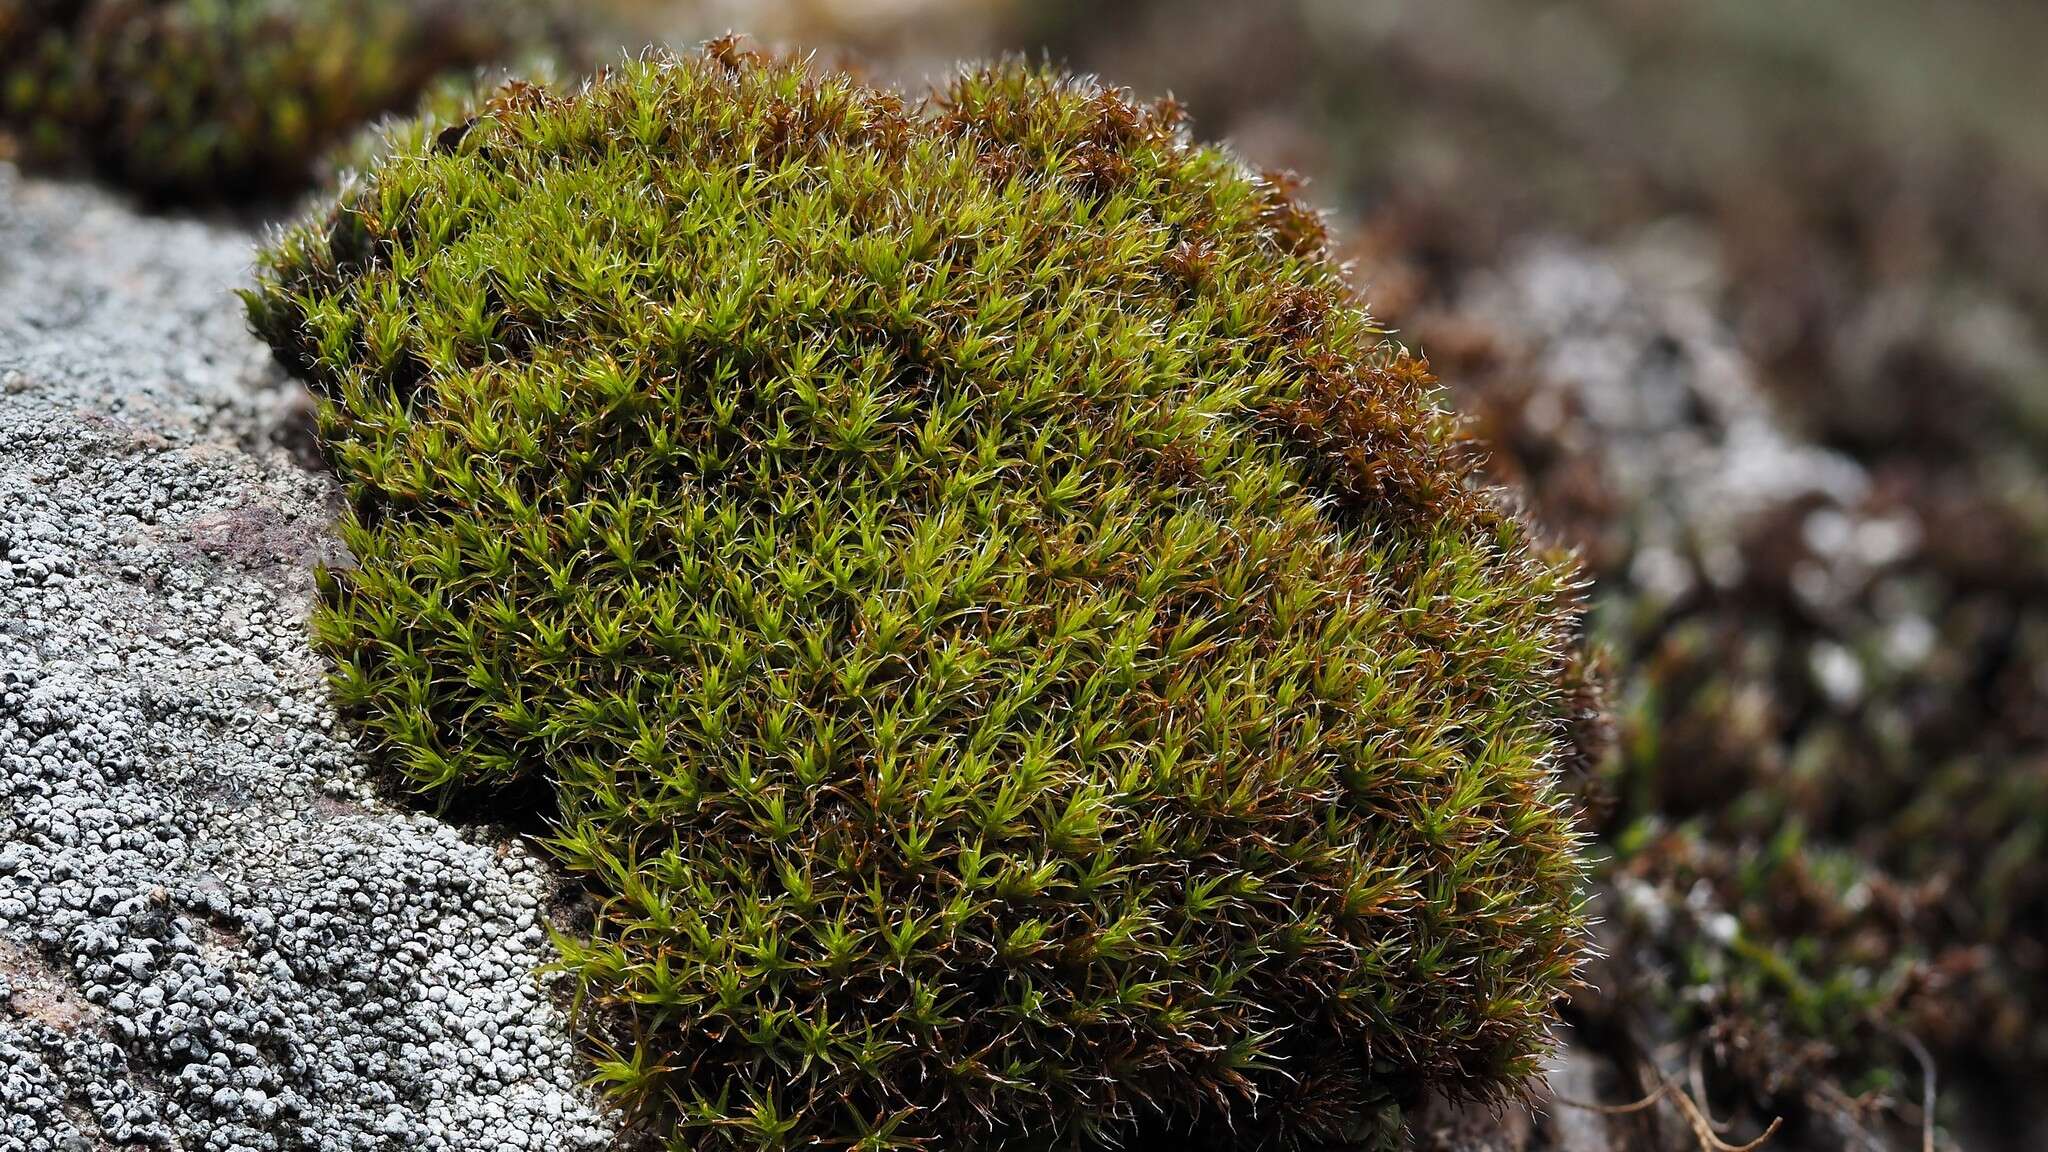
[1885,1022,1938,1152]
[1809,1080,1889,1152]
[1666,1072,1783,1152]
[1553,1071,1783,1152]
[1550,1080,1671,1115]
[1689,1043,1729,1134]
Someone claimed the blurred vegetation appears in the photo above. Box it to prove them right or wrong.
[0,0,565,200]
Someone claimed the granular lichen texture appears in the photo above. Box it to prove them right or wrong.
[246,43,1590,1152]
[0,0,549,200]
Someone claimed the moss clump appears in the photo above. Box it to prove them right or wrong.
[0,0,558,200]
[247,43,1589,1151]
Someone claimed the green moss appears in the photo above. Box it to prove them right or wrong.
[247,43,1590,1151]
[0,0,561,201]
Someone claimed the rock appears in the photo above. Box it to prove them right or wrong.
[0,164,614,1152]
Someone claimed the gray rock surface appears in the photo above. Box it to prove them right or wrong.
[0,166,615,1152]
[1463,233,1876,607]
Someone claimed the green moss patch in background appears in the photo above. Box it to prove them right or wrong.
[0,0,562,201]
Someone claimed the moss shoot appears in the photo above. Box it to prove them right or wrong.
[247,43,1589,1151]
[0,0,556,201]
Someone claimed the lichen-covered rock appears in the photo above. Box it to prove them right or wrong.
[247,44,1592,1151]
[0,163,616,1152]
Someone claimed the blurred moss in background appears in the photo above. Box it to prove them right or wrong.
[0,0,566,200]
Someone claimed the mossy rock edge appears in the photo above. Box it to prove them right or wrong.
[248,42,1591,1152]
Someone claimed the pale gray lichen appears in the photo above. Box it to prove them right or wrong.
[0,164,616,1152]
